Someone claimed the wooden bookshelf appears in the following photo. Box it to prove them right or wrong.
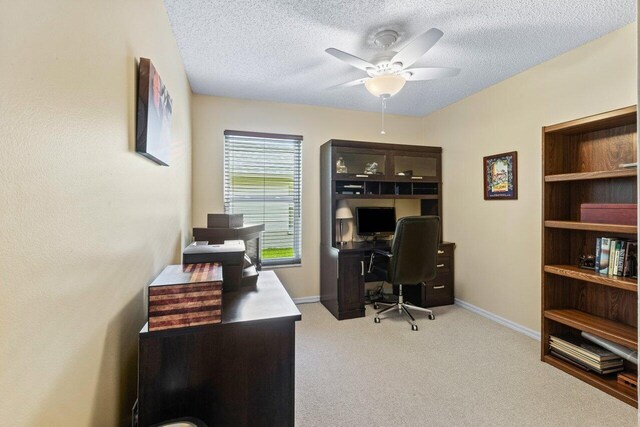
[542,106,638,407]
[543,265,637,292]
[544,169,637,182]
[543,355,637,406]
[544,221,637,234]
[544,309,637,349]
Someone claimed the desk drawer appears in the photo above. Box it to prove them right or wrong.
[423,273,453,307]
[436,256,451,273]
[437,243,454,257]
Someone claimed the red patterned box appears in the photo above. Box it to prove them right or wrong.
[148,263,222,331]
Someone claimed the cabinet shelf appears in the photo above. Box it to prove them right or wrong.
[544,220,637,234]
[543,355,637,407]
[335,194,438,200]
[544,309,637,350]
[544,169,637,182]
[544,265,637,292]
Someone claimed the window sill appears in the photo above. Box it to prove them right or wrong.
[262,262,302,270]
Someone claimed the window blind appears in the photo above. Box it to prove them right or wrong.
[224,130,303,266]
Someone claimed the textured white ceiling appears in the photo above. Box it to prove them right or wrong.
[163,0,635,116]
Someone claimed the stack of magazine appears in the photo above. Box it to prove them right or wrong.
[549,335,624,374]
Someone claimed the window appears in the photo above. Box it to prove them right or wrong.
[224,130,302,267]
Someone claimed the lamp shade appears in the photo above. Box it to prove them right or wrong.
[336,200,353,219]
[365,74,406,97]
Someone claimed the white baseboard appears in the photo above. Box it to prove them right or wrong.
[455,298,541,341]
[293,295,320,304]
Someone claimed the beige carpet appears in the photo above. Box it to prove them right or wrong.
[294,303,637,426]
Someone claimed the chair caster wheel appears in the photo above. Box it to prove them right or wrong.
[411,324,418,331]
[374,317,380,324]
[428,314,435,320]
[373,303,379,309]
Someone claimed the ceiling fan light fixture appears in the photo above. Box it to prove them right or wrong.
[364,74,406,98]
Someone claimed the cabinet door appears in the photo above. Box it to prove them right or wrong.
[392,150,441,182]
[333,147,388,180]
[338,252,365,313]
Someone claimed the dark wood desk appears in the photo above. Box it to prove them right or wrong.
[321,241,455,320]
[137,271,301,427]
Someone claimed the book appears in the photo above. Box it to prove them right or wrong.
[598,237,611,275]
[594,237,602,272]
[616,241,627,277]
[611,240,621,276]
[550,335,622,362]
[623,242,637,277]
[609,239,617,276]
[550,351,623,375]
[549,335,624,375]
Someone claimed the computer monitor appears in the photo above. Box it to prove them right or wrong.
[355,207,396,236]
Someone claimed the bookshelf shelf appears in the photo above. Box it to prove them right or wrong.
[543,265,637,292]
[543,355,637,407]
[544,309,637,350]
[542,106,638,406]
[544,169,637,182]
[544,220,637,234]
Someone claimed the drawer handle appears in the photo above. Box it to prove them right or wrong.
[438,250,444,255]
[355,174,369,178]
[361,260,364,276]
[411,176,423,180]
[437,263,445,268]
[433,285,445,290]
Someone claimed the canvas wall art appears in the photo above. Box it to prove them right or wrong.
[483,151,517,200]
[136,58,172,166]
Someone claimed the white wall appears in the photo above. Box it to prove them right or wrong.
[0,0,192,424]
[191,95,425,299]
[421,23,637,332]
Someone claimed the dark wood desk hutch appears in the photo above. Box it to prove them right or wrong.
[320,139,455,320]
[541,106,638,407]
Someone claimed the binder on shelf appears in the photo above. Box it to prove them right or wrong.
[598,237,611,275]
[594,237,602,272]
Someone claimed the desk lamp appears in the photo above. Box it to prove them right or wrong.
[335,200,353,245]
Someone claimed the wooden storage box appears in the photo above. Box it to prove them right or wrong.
[580,203,637,225]
[148,263,223,331]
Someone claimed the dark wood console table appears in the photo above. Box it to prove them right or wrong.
[137,271,301,426]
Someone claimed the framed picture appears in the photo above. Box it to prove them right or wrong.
[136,58,172,166]
[483,151,517,200]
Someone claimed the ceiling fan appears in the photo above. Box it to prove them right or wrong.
[326,28,460,99]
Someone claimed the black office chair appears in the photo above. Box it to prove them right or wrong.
[370,216,440,331]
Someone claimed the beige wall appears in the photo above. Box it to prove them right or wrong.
[421,23,637,332]
[192,96,425,299]
[0,1,192,425]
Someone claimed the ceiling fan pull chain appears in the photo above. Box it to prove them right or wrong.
[380,96,387,135]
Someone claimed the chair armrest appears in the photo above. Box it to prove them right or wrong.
[373,249,392,258]
[368,249,392,274]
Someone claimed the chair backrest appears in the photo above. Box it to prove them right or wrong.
[387,216,440,285]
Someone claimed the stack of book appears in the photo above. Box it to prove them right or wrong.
[550,335,624,374]
[594,238,637,278]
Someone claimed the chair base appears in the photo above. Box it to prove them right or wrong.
[373,298,434,331]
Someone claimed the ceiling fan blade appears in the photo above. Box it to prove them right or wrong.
[328,77,370,89]
[392,28,444,69]
[403,67,460,81]
[325,48,375,71]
